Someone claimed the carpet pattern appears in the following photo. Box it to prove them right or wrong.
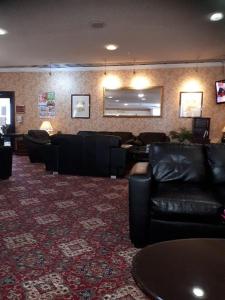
[0,156,148,299]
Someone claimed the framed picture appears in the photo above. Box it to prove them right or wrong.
[215,80,225,104]
[179,92,203,118]
[71,94,90,118]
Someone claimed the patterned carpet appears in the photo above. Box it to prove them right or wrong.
[0,155,148,299]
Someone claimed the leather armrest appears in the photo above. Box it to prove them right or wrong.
[129,163,152,247]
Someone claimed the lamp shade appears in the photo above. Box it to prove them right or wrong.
[40,121,53,133]
[222,126,225,133]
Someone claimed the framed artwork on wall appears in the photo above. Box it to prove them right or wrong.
[215,80,225,104]
[71,94,90,118]
[179,92,203,118]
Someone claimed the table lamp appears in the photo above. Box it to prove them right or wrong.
[40,120,53,134]
[221,126,225,143]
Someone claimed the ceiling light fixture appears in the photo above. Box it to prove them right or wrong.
[0,28,8,35]
[209,12,224,21]
[105,44,118,51]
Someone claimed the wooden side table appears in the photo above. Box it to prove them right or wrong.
[4,133,28,155]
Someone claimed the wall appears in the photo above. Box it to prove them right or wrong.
[0,64,224,141]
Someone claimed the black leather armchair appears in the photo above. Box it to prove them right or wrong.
[129,143,225,247]
[0,146,12,179]
[24,130,50,163]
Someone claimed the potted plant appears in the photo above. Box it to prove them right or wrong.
[169,128,193,143]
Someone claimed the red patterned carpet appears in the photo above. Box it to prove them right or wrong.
[0,155,148,299]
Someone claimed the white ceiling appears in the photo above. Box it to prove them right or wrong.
[0,0,224,68]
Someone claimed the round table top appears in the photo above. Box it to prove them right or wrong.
[132,238,225,300]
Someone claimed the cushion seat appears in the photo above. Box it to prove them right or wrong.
[151,182,223,220]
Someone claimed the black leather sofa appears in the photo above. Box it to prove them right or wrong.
[77,131,135,144]
[0,146,12,179]
[44,134,127,177]
[136,132,170,145]
[24,130,50,163]
[129,143,225,247]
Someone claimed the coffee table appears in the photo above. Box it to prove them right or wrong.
[132,239,225,300]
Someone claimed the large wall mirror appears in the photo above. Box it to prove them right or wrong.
[103,87,163,117]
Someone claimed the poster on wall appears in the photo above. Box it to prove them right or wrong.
[38,92,56,118]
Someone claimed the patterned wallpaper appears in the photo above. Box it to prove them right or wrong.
[0,65,224,141]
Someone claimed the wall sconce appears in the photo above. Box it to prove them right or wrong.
[40,120,53,134]
[102,74,122,89]
[131,75,150,89]
[182,79,202,92]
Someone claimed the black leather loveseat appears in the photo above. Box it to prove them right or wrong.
[129,143,225,247]
[44,134,127,177]
[136,132,170,145]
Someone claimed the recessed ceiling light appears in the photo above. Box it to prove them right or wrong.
[209,12,224,21]
[107,96,113,99]
[0,28,8,35]
[192,287,205,298]
[138,93,144,98]
[124,103,128,106]
[105,44,119,51]
[141,98,146,101]
[115,99,120,102]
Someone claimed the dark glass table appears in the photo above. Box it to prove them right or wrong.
[132,239,225,300]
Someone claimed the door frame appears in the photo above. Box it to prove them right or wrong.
[0,91,15,133]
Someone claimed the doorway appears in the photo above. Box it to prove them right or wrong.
[0,91,15,133]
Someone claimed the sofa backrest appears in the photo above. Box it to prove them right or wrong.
[149,143,206,183]
[51,134,83,174]
[77,131,97,136]
[98,131,134,144]
[205,144,225,183]
[138,132,169,145]
[83,135,121,176]
[50,133,121,176]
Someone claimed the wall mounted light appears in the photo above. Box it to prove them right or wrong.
[102,74,122,89]
[182,79,202,92]
[131,75,150,89]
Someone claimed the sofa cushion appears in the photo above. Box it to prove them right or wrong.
[151,182,223,220]
[149,143,206,183]
[205,144,225,184]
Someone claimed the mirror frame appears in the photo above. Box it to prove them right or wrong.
[103,86,163,118]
